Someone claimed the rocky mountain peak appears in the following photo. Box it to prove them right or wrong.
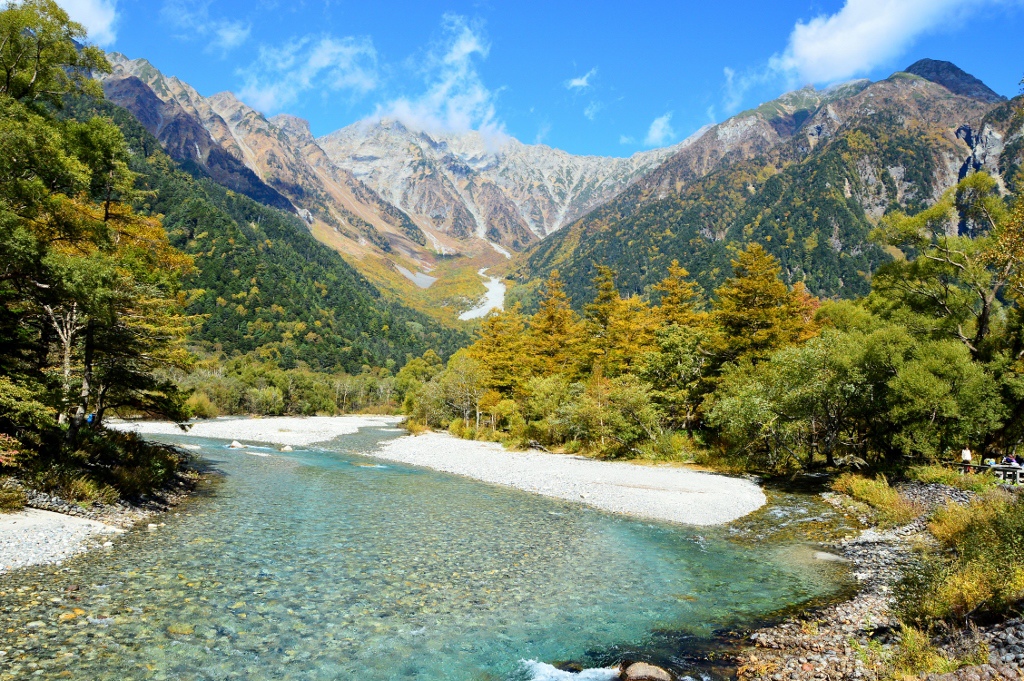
[904,59,1005,103]
[270,114,314,143]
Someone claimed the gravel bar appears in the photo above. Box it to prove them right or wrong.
[372,432,766,526]
[110,415,401,447]
[0,509,123,574]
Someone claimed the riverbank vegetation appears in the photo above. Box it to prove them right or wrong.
[0,1,197,503]
[405,170,1024,470]
[0,2,462,503]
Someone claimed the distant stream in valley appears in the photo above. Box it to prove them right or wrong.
[459,268,506,320]
[0,425,852,681]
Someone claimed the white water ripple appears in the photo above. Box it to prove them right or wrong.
[521,660,620,681]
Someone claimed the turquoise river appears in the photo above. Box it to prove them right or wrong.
[0,424,853,680]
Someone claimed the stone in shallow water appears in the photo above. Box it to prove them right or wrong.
[622,661,673,681]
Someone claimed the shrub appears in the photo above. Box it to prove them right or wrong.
[0,485,26,512]
[898,490,1024,627]
[185,392,219,419]
[832,473,924,527]
[907,464,999,493]
[403,419,428,435]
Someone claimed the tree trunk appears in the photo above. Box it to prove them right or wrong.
[68,321,94,444]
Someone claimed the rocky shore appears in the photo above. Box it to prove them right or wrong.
[0,468,199,574]
[734,482,1023,681]
[372,431,767,526]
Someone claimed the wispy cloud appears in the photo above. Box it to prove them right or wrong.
[212,20,250,52]
[57,0,119,46]
[534,122,551,145]
[644,112,675,147]
[619,134,635,145]
[238,35,378,113]
[719,0,1021,115]
[583,101,602,120]
[769,0,1006,85]
[374,15,507,146]
[565,67,597,90]
[161,0,251,54]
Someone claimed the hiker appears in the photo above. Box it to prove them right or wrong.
[961,446,973,464]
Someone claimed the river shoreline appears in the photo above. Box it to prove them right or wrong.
[1,416,909,681]
[731,483,1024,681]
[372,431,766,526]
[0,466,200,574]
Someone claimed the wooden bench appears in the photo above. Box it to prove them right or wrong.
[957,463,1023,484]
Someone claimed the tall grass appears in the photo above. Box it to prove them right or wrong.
[831,473,924,527]
[897,489,1024,627]
[0,484,25,512]
[906,464,999,493]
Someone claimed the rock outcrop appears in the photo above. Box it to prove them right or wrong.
[905,58,1006,104]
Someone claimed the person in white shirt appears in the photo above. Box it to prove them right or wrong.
[961,446,973,464]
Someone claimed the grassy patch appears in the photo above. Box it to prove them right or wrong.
[19,427,188,504]
[832,473,924,527]
[0,485,26,512]
[906,464,999,493]
[885,625,963,679]
[897,489,1024,627]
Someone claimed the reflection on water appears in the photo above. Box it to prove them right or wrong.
[0,427,848,680]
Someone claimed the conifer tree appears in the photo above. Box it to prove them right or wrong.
[712,243,810,363]
[527,271,581,377]
[582,266,656,376]
[654,260,705,328]
[468,304,528,396]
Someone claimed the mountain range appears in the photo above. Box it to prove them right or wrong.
[97,54,1023,318]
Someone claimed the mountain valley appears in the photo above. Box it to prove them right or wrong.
[98,53,1022,322]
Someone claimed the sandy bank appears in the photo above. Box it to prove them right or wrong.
[110,415,401,447]
[0,509,123,574]
[373,432,765,526]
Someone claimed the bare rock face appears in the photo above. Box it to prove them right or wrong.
[101,53,428,260]
[318,119,679,243]
[100,72,294,213]
[905,58,1006,104]
[621,661,673,681]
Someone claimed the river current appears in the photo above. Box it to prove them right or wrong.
[0,425,850,680]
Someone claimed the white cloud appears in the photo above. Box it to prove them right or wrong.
[565,67,597,90]
[769,0,981,84]
[619,134,635,145]
[534,122,551,145]
[644,112,675,147]
[57,0,118,46]
[161,0,251,54]
[583,101,602,120]
[238,35,378,113]
[374,15,507,146]
[213,20,250,52]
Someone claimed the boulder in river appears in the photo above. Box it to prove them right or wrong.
[229,441,244,449]
[622,662,673,681]
[280,445,293,452]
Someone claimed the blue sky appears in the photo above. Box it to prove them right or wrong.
[61,0,1024,157]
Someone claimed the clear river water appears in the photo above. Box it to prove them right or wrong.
[0,425,853,681]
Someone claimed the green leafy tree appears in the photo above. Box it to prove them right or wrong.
[0,0,108,107]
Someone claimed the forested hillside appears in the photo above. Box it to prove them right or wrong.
[0,2,467,507]
[510,68,1023,309]
[62,96,466,374]
[413,171,1024,470]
